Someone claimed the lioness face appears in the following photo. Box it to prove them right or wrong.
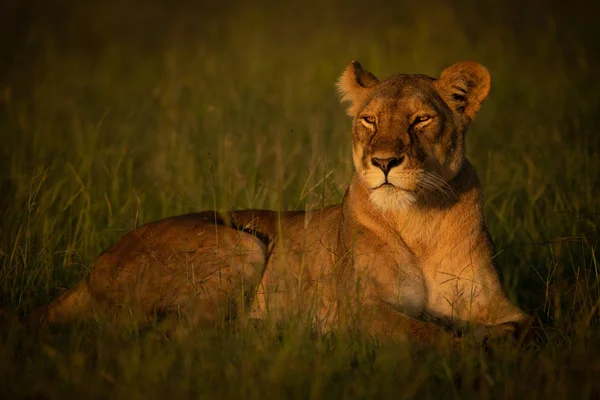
[338,61,491,210]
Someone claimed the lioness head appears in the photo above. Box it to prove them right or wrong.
[337,61,490,210]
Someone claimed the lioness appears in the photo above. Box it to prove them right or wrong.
[33,61,529,341]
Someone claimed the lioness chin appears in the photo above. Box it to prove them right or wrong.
[32,61,530,342]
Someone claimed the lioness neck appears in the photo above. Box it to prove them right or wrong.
[344,160,486,257]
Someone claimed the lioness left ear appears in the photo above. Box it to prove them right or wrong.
[337,61,380,117]
[434,61,491,121]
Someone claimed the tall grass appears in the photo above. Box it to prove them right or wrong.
[0,0,599,397]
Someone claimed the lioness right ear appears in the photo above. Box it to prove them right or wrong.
[434,61,491,121]
[337,61,379,117]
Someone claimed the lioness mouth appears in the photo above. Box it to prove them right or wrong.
[374,182,411,191]
[373,182,394,190]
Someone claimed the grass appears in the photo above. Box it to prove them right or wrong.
[0,0,599,397]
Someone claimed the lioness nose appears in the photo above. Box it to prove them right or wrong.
[371,156,404,174]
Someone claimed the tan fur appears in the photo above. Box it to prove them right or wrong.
[34,61,529,342]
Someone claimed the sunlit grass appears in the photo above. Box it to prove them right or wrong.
[0,0,599,397]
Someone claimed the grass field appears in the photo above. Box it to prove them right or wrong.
[1,0,599,398]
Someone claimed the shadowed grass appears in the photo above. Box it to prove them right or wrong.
[0,0,599,397]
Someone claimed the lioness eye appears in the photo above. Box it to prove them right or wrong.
[362,116,376,124]
[414,115,431,124]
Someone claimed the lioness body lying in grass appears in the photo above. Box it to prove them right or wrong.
[34,61,529,341]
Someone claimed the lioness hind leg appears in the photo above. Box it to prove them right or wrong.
[29,280,93,327]
[31,215,268,331]
[93,225,268,332]
[152,228,268,330]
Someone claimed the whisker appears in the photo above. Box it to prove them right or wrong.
[417,171,458,201]
[425,171,458,198]
[417,173,444,194]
